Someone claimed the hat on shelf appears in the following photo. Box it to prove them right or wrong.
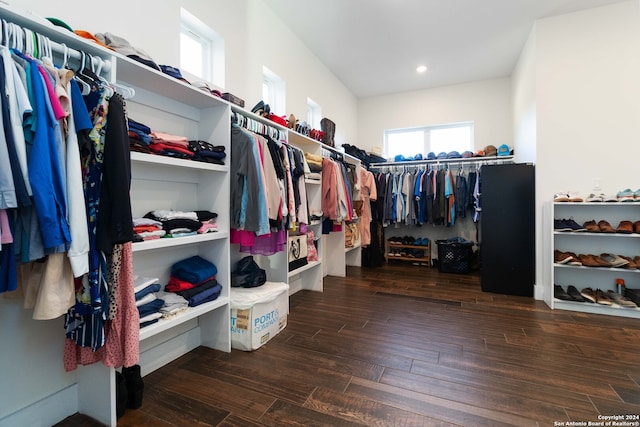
[46,17,74,32]
[497,144,511,156]
[484,145,497,156]
[461,150,474,158]
[370,146,383,156]
[427,152,436,160]
[160,65,191,85]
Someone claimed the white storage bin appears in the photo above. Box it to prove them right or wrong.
[230,281,289,350]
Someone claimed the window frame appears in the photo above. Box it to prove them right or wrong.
[384,122,474,159]
[179,8,225,88]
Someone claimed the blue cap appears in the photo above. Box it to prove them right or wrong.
[497,144,510,156]
[414,153,423,160]
[437,152,447,159]
[394,154,406,162]
[427,152,436,160]
[446,151,461,159]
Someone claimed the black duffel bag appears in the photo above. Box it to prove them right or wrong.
[231,256,267,288]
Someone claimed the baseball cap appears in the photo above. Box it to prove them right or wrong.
[484,145,497,156]
[497,144,511,156]
[160,65,191,85]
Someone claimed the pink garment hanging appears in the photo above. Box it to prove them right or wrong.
[64,243,140,371]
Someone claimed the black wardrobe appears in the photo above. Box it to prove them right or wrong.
[480,163,535,297]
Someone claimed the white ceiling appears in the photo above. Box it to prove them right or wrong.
[264,0,629,98]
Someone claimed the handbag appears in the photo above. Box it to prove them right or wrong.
[288,234,308,271]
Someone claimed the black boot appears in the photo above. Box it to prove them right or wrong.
[115,371,128,418]
[122,364,144,409]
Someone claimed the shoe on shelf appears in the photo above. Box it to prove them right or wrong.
[619,255,638,269]
[625,288,640,306]
[554,285,573,301]
[599,253,629,268]
[554,250,573,264]
[414,249,425,258]
[554,219,573,232]
[582,220,600,233]
[617,220,634,234]
[566,252,582,266]
[603,194,619,202]
[597,220,616,233]
[635,189,640,201]
[414,238,423,246]
[554,193,570,202]
[595,289,614,305]
[580,287,597,303]
[606,290,638,308]
[578,254,611,268]
[564,218,587,232]
[568,192,584,202]
[586,193,604,202]
[617,189,635,202]
[567,285,587,302]
[634,221,640,234]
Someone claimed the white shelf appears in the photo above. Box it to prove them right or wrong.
[139,297,229,341]
[132,232,228,252]
[345,244,361,253]
[554,263,640,273]
[288,260,321,277]
[550,200,640,318]
[554,201,640,206]
[554,231,640,238]
[116,55,230,110]
[131,151,227,172]
[553,299,640,319]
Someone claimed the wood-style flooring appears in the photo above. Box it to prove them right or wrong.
[57,264,640,426]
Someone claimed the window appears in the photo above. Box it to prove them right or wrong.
[262,66,285,116]
[384,122,474,159]
[307,98,321,129]
[180,8,225,88]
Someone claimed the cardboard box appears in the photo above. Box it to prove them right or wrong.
[230,281,289,351]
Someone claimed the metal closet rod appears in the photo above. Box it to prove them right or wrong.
[369,155,515,169]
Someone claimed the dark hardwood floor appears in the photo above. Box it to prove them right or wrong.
[57,263,640,426]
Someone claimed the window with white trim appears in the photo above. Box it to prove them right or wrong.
[262,66,285,116]
[180,8,225,88]
[307,97,321,129]
[384,122,474,159]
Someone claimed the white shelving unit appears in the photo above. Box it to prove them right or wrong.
[228,108,362,295]
[0,6,234,424]
[550,201,640,319]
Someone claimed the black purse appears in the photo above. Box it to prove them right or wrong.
[231,256,267,288]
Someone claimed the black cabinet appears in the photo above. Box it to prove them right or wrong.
[480,163,535,296]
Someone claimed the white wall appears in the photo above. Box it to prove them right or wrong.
[357,77,513,155]
[522,0,640,301]
[1,0,356,423]
[18,0,358,145]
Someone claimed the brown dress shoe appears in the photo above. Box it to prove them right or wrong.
[566,252,582,265]
[616,220,633,234]
[583,220,600,233]
[580,287,597,302]
[578,254,602,267]
[595,289,613,305]
[597,220,616,233]
[634,220,640,234]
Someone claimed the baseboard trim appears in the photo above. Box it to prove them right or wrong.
[0,384,78,427]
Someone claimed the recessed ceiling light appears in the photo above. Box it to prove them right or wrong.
[416,65,428,73]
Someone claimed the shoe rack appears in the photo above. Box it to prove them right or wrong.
[385,238,432,267]
[549,201,640,319]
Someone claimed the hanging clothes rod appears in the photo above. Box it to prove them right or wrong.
[369,155,515,169]
[0,17,112,73]
[231,109,287,141]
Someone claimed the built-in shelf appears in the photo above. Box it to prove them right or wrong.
[139,297,230,341]
[288,260,321,277]
[131,151,227,172]
[553,299,640,319]
[132,232,228,252]
[553,263,640,273]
